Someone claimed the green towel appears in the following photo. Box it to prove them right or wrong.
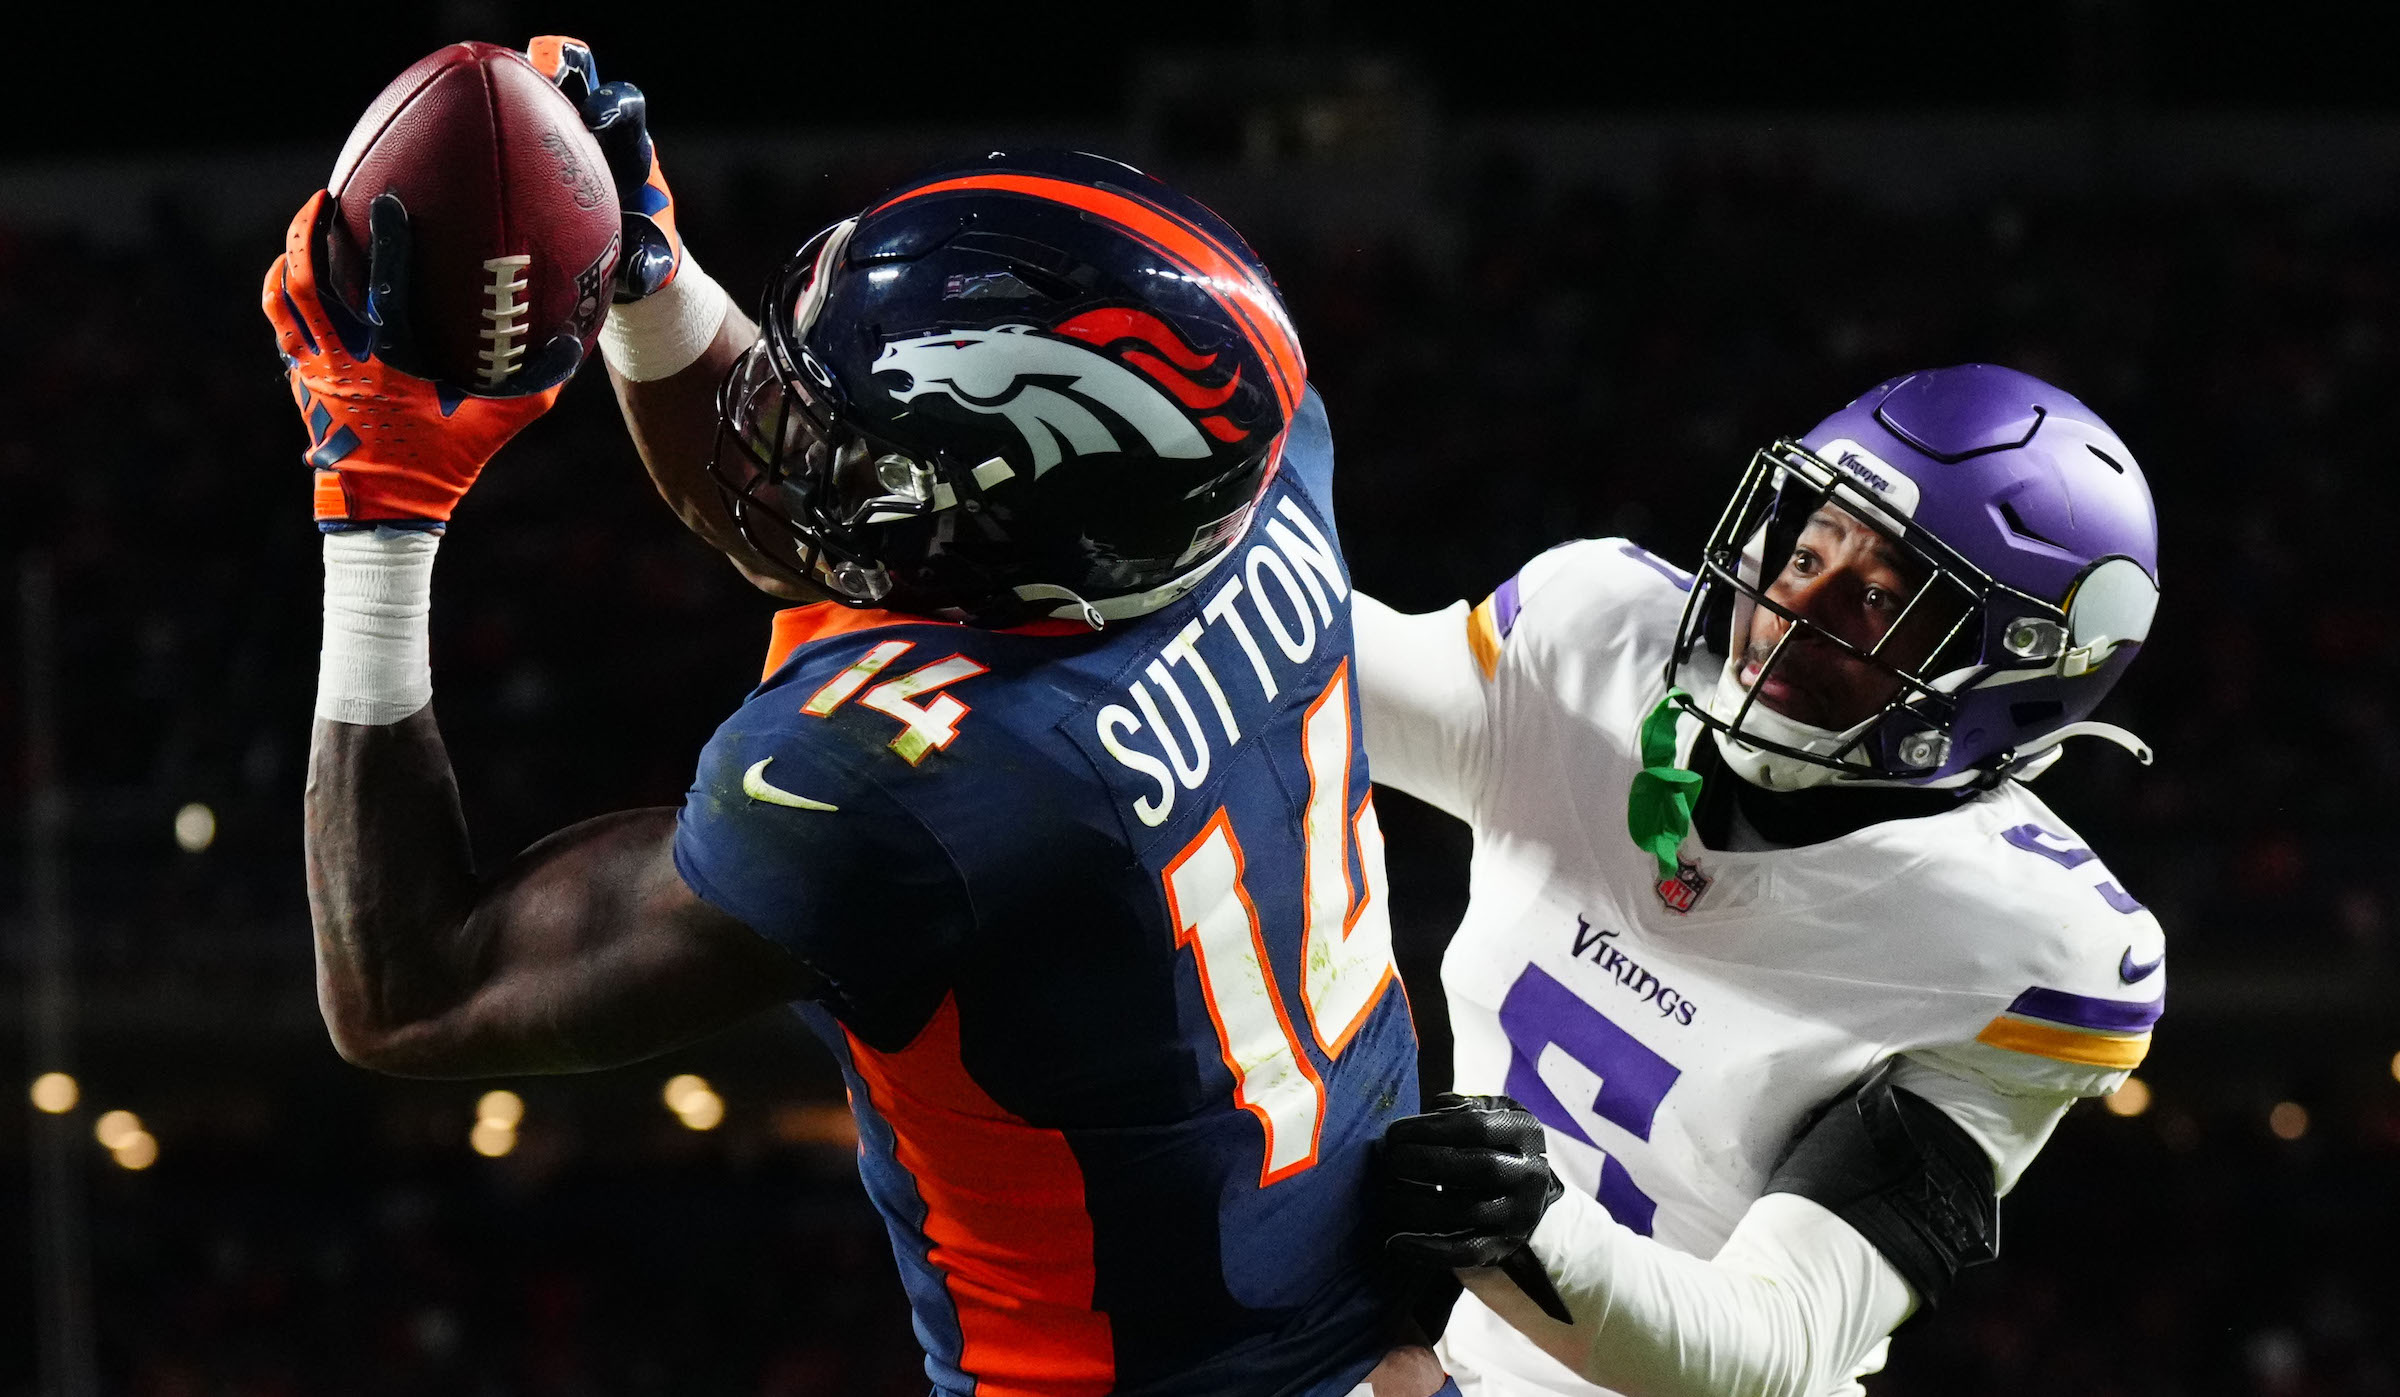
[1628,689,1702,880]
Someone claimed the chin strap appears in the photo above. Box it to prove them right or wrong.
[1996,721,2153,782]
[1010,582,1106,631]
[1736,719,2153,793]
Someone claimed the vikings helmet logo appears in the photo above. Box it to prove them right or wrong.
[872,308,1245,476]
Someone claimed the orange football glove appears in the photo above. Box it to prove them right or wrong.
[526,35,684,302]
[262,190,560,530]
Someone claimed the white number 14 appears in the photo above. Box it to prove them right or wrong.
[1159,660,1397,1186]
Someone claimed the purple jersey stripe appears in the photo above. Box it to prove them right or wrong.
[2000,823,2097,869]
[2096,880,2146,914]
[1492,573,1524,638]
[1616,541,1695,591]
[2006,985,2164,1033]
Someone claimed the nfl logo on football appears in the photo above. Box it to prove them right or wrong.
[1656,861,1711,914]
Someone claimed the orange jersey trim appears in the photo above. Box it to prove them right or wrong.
[1297,660,1396,1061]
[872,174,1305,420]
[1974,1016,2152,1070]
[760,603,1089,682]
[1314,791,1398,1059]
[763,605,916,681]
[844,996,1115,1396]
[1298,662,1359,1059]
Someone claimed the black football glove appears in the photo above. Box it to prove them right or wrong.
[1375,1093,1574,1324]
[525,36,684,303]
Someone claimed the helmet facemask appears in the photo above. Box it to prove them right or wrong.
[1671,440,2038,789]
[710,219,1009,615]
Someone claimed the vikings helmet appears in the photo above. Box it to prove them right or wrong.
[711,150,1307,627]
[1669,364,2161,789]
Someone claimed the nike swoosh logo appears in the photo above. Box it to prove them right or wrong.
[2119,946,2164,983]
[741,758,838,812]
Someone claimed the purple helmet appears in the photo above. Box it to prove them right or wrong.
[1669,364,2160,788]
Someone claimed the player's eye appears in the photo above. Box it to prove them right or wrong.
[1788,547,1819,577]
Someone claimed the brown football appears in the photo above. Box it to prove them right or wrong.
[324,42,619,390]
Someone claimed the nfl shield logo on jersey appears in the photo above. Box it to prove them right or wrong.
[1656,861,1712,914]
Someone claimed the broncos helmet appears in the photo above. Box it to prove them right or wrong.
[1669,364,2161,790]
[712,149,1307,627]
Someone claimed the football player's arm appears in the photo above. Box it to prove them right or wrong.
[1353,592,1493,821]
[523,36,814,601]
[308,712,820,1077]
[265,174,819,1079]
[605,300,808,598]
[600,212,813,601]
[1356,543,1608,821]
[1384,1065,2061,1397]
[1465,1189,1914,1397]
[1467,1061,2080,1397]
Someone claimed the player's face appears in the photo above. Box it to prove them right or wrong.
[1738,505,1948,730]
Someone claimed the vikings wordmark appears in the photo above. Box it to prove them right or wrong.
[1570,919,1699,1025]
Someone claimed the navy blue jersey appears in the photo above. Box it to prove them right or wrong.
[676,390,1420,1396]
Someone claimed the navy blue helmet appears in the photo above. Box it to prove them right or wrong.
[713,150,1309,627]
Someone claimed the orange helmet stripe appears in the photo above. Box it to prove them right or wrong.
[871,174,1305,419]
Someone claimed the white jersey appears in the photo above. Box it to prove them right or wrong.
[1356,539,2165,1397]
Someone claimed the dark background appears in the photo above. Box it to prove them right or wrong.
[6,4,2398,1393]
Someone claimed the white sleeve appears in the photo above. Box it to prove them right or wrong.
[1354,591,1493,823]
[1460,1054,2087,1397]
[1890,1048,2083,1195]
[1462,1189,1917,1397]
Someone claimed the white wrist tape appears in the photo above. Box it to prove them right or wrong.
[598,256,729,382]
[318,529,439,725]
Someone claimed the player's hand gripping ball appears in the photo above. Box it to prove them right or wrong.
[324,42,621,390]
[1376,1093,1576,1324]
[525,35,685,303]
[263,191,561,530]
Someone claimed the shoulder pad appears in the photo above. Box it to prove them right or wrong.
[1931,807,2166,1088]
[676,678,971,1046]
[1466,538,1690,680]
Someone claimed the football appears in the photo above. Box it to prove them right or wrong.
[324,42,620,391]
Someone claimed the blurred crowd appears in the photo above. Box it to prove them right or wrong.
[2,1088,2395,1396]
[5,136,2400,1393]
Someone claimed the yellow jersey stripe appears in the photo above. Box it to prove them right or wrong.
[1467,598,1503,680]
[1975,1015,2151,1070]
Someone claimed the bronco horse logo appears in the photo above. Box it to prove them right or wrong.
[872,308,1246,475]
